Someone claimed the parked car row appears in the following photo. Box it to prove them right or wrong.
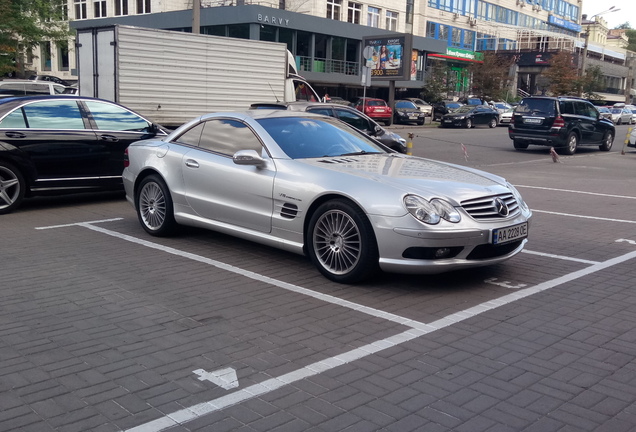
[0,94,532,284]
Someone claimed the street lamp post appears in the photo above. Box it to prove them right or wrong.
[578,6,619,96]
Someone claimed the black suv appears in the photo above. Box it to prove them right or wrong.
[508,96,615,155]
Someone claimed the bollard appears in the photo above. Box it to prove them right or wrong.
[407,133,414,155]
[621,127,633,155]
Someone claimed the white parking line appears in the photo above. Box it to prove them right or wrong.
[521,250,600,265]
[532,210,636,224]
[516,185,636,200]
[34,220,636,432]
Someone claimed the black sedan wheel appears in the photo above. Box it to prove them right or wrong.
[136,174,177,236]
[0,162,26,215]
[599,132,614,151]
[465,119,473,129]
[488,118,497,128]
[307,199,378,283]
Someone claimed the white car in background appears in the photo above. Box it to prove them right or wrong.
[498,108,514,125]
[609,107,633,125]
[405,98,433,117]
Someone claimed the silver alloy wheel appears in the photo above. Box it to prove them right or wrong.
[139,181,167,231]
[465,119,472,129]
[0,165,21,212]
[312,209,362,275]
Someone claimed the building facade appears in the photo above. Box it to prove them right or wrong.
[25,0,636,102]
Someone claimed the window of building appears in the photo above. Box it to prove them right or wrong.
[327,0,341,20]
[367,6,380,28]
[115,0,128,16]
[260,25,277,42]
[203,26,226,36]
[386,11,398,31]
[347,2,361,24]
[94,0,106,17]
[228,24,249,39]
[57,41,69,71]
[137,0,151,14]
[451,27,462,47]
[40,42,52,71]
[279,28,294,53]
[74,0,87,19]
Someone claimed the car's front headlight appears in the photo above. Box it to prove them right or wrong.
[455,116,465,120]
[404,195,461,225]
[507,182,529,212]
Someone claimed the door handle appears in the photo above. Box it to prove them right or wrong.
[185,159,199,168]
[5,131,26,139]
[99,134,120,142]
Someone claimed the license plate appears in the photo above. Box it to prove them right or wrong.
[492,222,528,245]
[523,117,543,125]
[375,109,386,112]
[409,116,417,120]
[444,119,452,123]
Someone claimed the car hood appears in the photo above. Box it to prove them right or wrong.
[298,154,506,203]
[444,111,472,118]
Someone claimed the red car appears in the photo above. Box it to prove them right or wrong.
[352,97,393,126]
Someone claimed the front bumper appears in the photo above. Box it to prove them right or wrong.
[370,211,532,275]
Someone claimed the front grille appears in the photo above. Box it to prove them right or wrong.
[461,193,520,220]
[466,240,523,260]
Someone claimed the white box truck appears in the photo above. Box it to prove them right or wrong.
[75,25,321,127]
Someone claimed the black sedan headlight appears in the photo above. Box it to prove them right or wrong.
[404,195,461,225]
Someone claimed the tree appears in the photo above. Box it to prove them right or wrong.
[580,65,605,100]
[0,0,70,76]
[420,61,450,103]
[542,51,580,96]
[468,52,513,101]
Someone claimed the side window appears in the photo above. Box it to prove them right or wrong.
[0,83,27,97]
[53,85,66,95]
[84,101,151,132]
[22,100,85,129]
[25,84,52,96]
[559,101,575,115]
[0,109,28,128]
[174,123,205,146]
[198,119,263,157]
[307,107,334,117]
[574,102,589,117]
[335,109,370,131]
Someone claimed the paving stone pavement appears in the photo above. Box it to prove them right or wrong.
[1,186,636,431]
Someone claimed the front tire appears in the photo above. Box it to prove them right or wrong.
[600,132,614,151]
[307,199,378,284]
[136,174,176,236]
[465,119,473,129]
[561,132,578,155]
[0,161,26,215]
[488,118,497,128]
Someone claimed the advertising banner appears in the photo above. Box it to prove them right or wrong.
[362,34,413,81]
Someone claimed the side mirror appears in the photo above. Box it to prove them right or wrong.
[373,124,384,136]
[233,149,265,167]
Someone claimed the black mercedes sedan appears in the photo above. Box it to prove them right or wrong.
[0,95,165,214]
[440,105,499,129]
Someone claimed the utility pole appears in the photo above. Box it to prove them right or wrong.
[192,0,200,34]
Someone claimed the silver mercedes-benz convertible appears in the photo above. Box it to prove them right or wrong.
[123,110,531,283]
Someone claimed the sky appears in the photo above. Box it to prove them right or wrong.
[582,0,636,29]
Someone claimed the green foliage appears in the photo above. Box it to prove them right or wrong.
[420,61,451,103]
[0,0,70,75]
[542,51,580,96]
[468,52,514,101]
[580,65,605,100]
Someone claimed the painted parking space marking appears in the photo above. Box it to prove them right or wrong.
[516,185,636,200]
[194,368,239,390]
[484,277,528,290]
[532,209,636,224]
[521,249,600,265]
[617,238,636,245]
[34,219,636,432]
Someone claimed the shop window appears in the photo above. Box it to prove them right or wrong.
[279,28,294,53]
[260,25,277,42]
[40,42,52,71]
[297,31,311,57]
[57,41,69,71]
[228,24,249,39]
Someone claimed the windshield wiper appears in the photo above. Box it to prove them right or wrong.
[339,151,382,156]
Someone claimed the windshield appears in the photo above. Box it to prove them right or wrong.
[257,117,388,159]
[396,101,417,109]
[611,108,623,114]
[454,105,475,113]
[516,98,556,116]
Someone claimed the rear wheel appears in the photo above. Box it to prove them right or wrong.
[136,174,177,236]
[561,132,578,155]
[465,119,473,129]
[0,161,26,215]
[306,199,378,284]
[599,132,614,151]
[488,118,497,128]
[384,117,392,126]
[513,140,528,150]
